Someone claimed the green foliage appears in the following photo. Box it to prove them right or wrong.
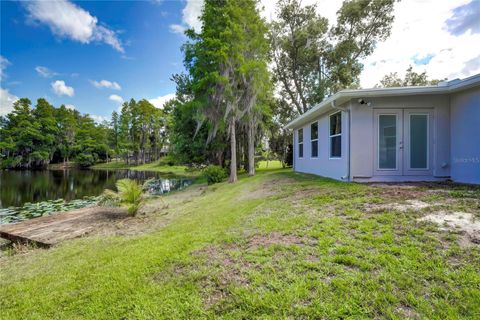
[0,197,99,224]
[75,153,96,167]
[202,165,228,185]
[0,96,168,169]
[378,65,446,87]
[271,0,396,114]
[157,155,177,167]
[100,179,144,216]
[178,0,272,181]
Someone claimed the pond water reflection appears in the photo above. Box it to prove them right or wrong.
[0,169,191,208]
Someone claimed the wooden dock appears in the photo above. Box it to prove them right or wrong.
[0,206,127,247]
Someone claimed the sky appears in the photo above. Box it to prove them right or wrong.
[1,0,479,120]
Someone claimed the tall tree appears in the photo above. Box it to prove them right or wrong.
[110,110,120,157]
[271,0,396,115]
[56,105,76,164]
[183,0,271,182]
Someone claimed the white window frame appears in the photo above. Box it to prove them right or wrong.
[329,111,342,159]
[298,128,304,159]
[310,121,318,158]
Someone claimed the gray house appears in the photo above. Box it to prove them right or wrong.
[286,74,480,184]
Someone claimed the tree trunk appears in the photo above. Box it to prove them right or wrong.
[229,120,237,183]
[247,119,255,176]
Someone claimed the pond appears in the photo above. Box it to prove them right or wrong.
[0,169,193,224]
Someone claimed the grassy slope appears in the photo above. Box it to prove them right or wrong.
[1,168,479,319]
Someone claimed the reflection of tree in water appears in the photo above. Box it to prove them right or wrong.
[0,169,171,208]
[143,178,193,195]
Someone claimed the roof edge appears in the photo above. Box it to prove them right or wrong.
[285,73,480,130]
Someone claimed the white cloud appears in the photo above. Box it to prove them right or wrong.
[109,94,124,104]
[91,80,122,90]
[170,0,204,35]
[65,104,75,110]
[183,0,203,32]
[0,88,19,116]
[169,24,186,34]
[0,56,10,81]
[359,0,480,87]
[90,114,109,123]
[35,66,58,78]
[149,93,175,109]
[51,80,74,97]
[23,0,124,53]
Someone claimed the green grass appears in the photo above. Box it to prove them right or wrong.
[1,169,479,319]
[257,160,283,170]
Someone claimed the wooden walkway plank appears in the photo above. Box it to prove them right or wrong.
[0,206,127,247]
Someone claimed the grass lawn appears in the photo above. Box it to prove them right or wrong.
[1,168,479,319]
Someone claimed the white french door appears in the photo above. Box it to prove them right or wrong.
[374,109,433,176]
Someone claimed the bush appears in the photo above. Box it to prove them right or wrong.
[203,165,227,185]
[99,179,144,216]
[76,153,95,167]
[158,155,177,166]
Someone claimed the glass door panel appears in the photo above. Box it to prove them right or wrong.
[379,114,397,169]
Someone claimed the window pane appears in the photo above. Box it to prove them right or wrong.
[311,141,318,157]
[410,115,428,169]
[299,143,303,158]
[311,122,318,140]
[330,112,342,135]
[298,128,303,143]
[379,115,396,169]
[331,136,341,157]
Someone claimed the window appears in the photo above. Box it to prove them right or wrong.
[410,114,428,169]
[378,114,397,169]
[311,122,318,157]
[298,128,304,158]
[329,112,342,158]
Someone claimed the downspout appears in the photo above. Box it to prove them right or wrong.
[331,100,351,182]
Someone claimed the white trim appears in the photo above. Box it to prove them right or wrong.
[329,111,342,159]
[297,128,304,159]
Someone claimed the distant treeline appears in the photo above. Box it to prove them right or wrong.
[0,98,167,169]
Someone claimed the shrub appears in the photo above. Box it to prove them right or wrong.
[158,155,177,166]
[99,179,144,216]
[76,153,95,167]
[203,165,227,185]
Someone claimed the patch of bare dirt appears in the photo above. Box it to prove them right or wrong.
[365,200,430,212]
[395,304,420,319]
[419,211,480,246]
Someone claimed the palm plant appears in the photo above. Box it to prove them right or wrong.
[99,179,143,216]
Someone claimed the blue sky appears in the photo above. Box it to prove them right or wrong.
[1,0,479,119]
[1,0,187,119]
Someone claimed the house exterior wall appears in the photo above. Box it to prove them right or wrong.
[450,87,480,184]
[350,94,451,180]
[293,107,349,180]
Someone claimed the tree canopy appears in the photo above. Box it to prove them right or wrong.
[0,98,167,169]
[377,66,445,87]
[271,0,397,115]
